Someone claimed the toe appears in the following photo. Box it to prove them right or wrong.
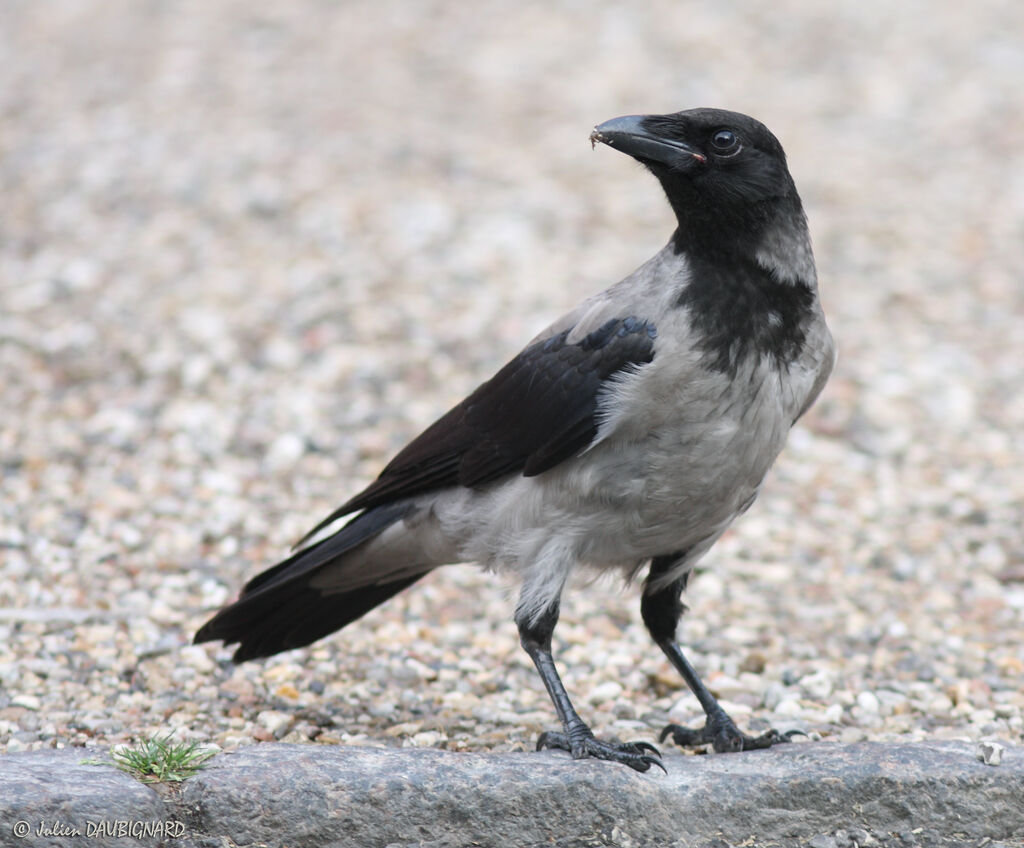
[536,730,569,752]
[722,727,805,751]
[587,740,663,773]
[660,722,709,748]
[536,730,666,773]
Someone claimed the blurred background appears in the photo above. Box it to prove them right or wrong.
[1,0,1022,755]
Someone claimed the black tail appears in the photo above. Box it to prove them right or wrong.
[194,503,423,662]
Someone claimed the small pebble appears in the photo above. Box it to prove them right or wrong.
[856,691,880,714]
[256,711,294,738]
[977,741,1004,766]
[846,827,874,846]
[800,671,835,701]
[587,681,624,705]
[821,703,844,724]
[774,698,804,717]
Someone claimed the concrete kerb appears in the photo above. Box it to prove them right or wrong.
[1,741,1021,847]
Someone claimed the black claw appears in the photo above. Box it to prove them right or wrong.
[782,728,807,740]
[643,755,668,775]
[534,730,663,772]
[632,740,662,756]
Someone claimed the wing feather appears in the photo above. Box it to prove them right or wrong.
[297,316,657,544]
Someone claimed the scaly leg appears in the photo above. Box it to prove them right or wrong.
[642,555,800,753]
[517,600,664,772]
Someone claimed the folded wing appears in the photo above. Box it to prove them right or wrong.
[298,315,658,544]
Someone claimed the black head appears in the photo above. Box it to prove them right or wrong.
[591,108,802,255]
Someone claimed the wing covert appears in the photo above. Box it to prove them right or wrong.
[299,316,657,542]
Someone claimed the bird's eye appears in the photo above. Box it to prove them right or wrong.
[710,129,740,155]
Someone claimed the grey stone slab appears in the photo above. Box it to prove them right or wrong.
[0,749,170,847]
[2,742,1022,848]
[178,741,1024,848]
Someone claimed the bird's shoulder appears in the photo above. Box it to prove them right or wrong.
[528,242,685,347]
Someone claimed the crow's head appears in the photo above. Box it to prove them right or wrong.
[591,108,802,254]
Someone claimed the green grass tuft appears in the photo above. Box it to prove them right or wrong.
[110,733,216,783]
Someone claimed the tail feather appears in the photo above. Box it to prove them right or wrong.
[194,503,424,661]
[198,572,425,661]
[242,502,412,596]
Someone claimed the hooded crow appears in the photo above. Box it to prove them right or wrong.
[195,107,835,772]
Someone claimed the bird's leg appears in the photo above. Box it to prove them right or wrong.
[642,557,800,753]
[516,599,663,772]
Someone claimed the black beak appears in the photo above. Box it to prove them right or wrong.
[590,115,706,166]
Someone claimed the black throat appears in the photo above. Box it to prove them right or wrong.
[673,232,815,375]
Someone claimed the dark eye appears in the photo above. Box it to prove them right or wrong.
[711,129,740,154]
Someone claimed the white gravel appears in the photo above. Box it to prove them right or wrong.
[1,0,1022,758]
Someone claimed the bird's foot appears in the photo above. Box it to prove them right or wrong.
[659,712,803,754]
[537,729,665,773]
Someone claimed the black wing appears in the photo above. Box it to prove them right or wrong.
[299,315,657,542]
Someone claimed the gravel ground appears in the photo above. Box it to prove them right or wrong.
[1,0,1022,761]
